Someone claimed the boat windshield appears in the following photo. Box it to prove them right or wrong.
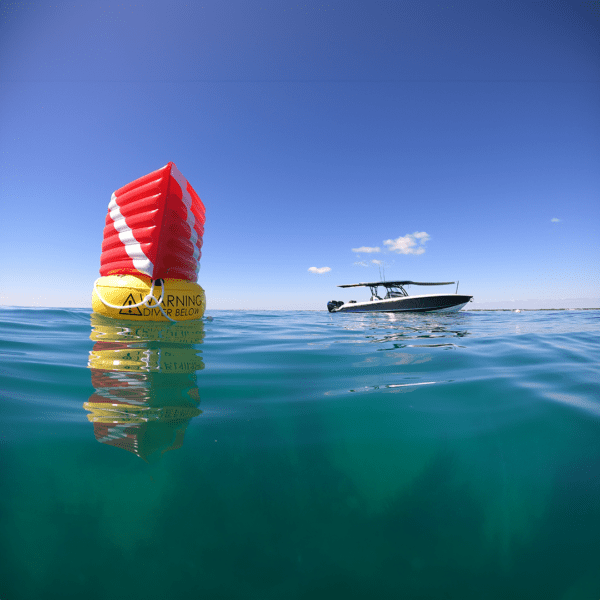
[384,285,408,299]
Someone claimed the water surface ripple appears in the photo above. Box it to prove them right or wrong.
[0,307,599,599]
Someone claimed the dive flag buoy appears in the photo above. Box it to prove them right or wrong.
[92,162,206,321]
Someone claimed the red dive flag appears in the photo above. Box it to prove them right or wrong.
[99,162,205,281]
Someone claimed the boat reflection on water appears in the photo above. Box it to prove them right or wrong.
[85,313,205,461]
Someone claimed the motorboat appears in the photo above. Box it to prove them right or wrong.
[327,280,472,313]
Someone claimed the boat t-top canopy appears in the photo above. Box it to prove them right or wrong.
[338,281,454,288]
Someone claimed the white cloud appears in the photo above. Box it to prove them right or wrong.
[308,266,331,274]
[383,232,430,254]
[371,259,383,265]
[351,246,381,253]
[412,231,430,240]
[353,261,369,267]
[551,218,561,222]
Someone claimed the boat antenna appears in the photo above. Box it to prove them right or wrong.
[456,281,459,294]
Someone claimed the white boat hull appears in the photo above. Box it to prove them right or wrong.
[330,294,472,313]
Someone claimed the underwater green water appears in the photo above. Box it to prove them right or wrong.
[1,307,599,599]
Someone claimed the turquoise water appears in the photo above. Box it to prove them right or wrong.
[1,307,599,600]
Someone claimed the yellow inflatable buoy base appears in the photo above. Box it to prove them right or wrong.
[92,275,205,321]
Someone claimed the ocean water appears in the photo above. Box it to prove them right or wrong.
[1,307,599,600]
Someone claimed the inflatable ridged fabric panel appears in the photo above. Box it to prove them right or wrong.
[99,162,205,281]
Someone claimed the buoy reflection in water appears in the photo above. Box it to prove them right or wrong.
[85,314,205,461]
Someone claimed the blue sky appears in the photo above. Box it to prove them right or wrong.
[1,0,598,309]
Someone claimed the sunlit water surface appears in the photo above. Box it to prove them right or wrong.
[1,307,599,599]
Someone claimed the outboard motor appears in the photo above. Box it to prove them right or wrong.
[327,300,344,313]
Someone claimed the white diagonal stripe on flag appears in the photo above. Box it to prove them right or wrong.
[108,192,154,276]
[170,164,200,272]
